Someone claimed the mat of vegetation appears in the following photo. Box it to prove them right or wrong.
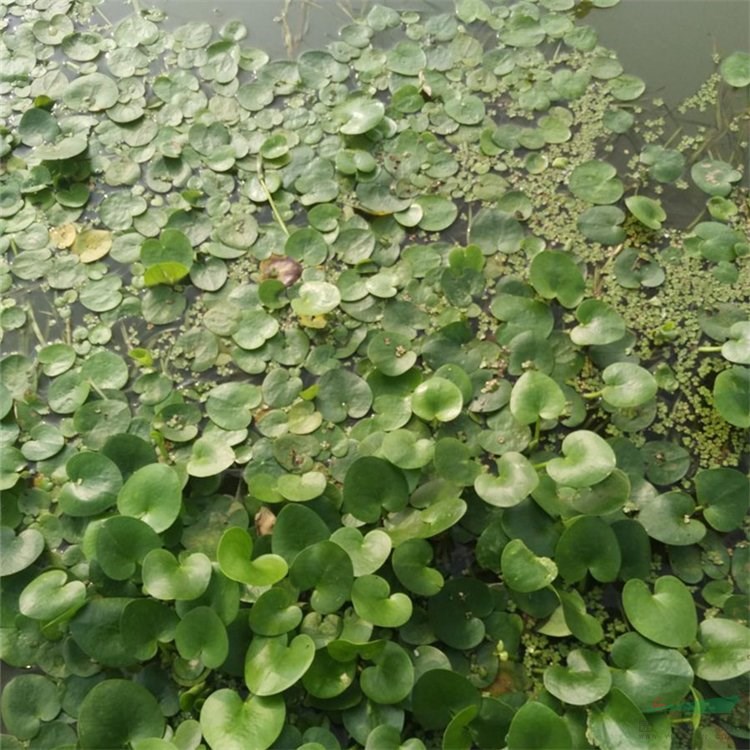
[1,0,749,747]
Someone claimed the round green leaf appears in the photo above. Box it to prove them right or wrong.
[468,208,524,255]
[713,366,750,427]
[361,641,414,704]
[411,377,464,422]
[691,618,750,680]
[722,321,750,364]
[78,679,165,749]
[0,527,45,577]
[474,452,539,508]
[117,463,182,533]
[316,369,372,422]
[331,96,385,135]
[351,575,412,627]
[588,689,651,750]
[217,527,288,586]
[412,670,480,731]
[543,649,612,706]
[58,452,123,516]
[271,504,330,564]
[637,491,706,545]
[200,690,284,750]
[444,94,485,125]
[63,73,119,111]
[600,363,657,408]
[244,634,316,695]
[509,370,566,425]
[625,195,666,230]
[289,541,353,614]
[392,538,444,596]
[546,430,616,488]
[1,675,61,740]
[529,251,585,308]
[206,382,261,429]
[569,160,623,204]
[142,549,212,601]
[506,701,572,750]
[367,331,417,376]
[570,299,626,346]
[120,599,179,660]
[695,467,750,532]
[95,516,161,580]
[276,471,327,502]
[622,576,698,648]
[187,437,235,477]
[501,539,558,593]
[555,517,621,583]
[720,51,750,87]
[691,159,742,197]
[249,587,303,636]
[610,632,694,712]
[577,206,626,244]
[342,456,408,523]
[175,606,229,669]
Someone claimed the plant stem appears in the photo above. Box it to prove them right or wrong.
[257,157,290,237]
[696,345,722,353]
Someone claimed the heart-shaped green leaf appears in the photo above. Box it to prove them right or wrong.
[275,471,327,502]
[392,538,444,596]
[411,376,464,422]
[713,366,750,427]
[587,688,652,750]
[529,250,585,308]
[509,370,566,425]
[543,649,612,705]
[95,516,161,580]
[342,456,409,523]
[721,321,750,364]
[636,491,706,546]
[77,680,165,749]
[625,195,666,230]
[175,606,229,669]
[19,569,86,621]
[116,463,183,533]
[412,670,480,731]
[691,159,742,197]
[0,527,44,577]
[200,690,285,750]
[249,587,303,636]
[271,504,330,563]
[330,527,392,576]
[120,599,179,660]
[360,641,414,704]
[569,159,623,204]
[289,541,353,614]
[555,516,621,583]
[547,430,616,488]
[610,632,694,712]
[351,575,412,627]
[244,634,316,695]
[142,549,212,601]
[501,539,558,593]
[217,527,288,586]
[570,299,626,346]
[506,701,572,750]
[558,589,604,645]
[599,363,657,408]
[0,675,61,740]
[302,649,357,699]
[694,467,750,532]
[690,618,750,680]
[474,452,539,508]
[622,576,697,648]
[187,436,235,477]
[58,451,123,516]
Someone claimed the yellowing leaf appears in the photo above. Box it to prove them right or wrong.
[72,229,112,263]
[50,223,77,249]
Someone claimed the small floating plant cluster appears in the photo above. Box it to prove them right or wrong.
[0,0,749,748]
